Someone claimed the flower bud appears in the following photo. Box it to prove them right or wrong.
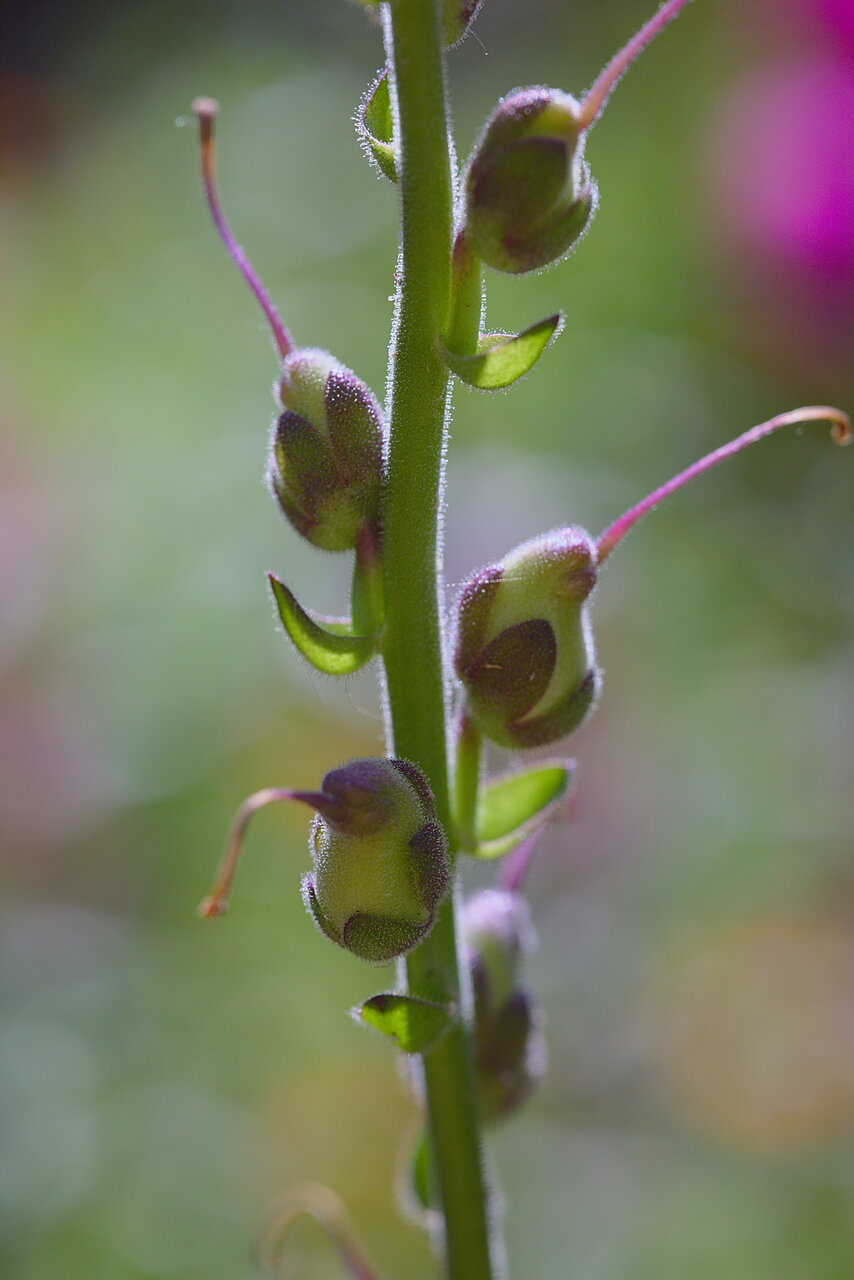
[454,527,599,750]
[461,888,535,1010]
[461,890,546,1121]
[442,0,485,47]
[303,759,450,964]
[463,87,596,275]
[200,759,449,966]
[191,100,385,553]
[270,348,385,552]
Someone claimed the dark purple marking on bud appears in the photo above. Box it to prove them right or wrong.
[409,821,451,912]
[316,760,397,835]
[482,991,546,1120]
[302,875,343,947]
[389,758,439,821]
[341,913,431,966]
[271,485,318,546]
[454,565,504,676]
[477,988,534,1077]
[512,667,598,751]
[465,618,556,725]
[323,369,384,483]
[273,411,339,521]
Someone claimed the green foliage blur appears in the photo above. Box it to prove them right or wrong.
[2,2,853,1277]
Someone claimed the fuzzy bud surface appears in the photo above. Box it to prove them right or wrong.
[303,759,450,964]
[271,348,384,552]
[455,527,599,749]
[464,87,595,274]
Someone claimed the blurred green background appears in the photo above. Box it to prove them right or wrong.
[2,1,854,1276]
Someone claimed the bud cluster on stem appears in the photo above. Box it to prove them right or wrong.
[190,3,851,1278]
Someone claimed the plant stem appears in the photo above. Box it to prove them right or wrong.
[380,2,498,1277]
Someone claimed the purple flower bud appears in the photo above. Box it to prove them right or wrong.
[303,759,450,965]
[461,889,535,1011]
[454,527,599,749]
[475,988,547,1121]
[442,0,486,46]
[461,890,546,1121]
[270,349,385,553]
[463,87,596,274]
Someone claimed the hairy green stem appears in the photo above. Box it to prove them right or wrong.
[379,2,498,1277]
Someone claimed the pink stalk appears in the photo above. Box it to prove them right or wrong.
[577,0,694,130]
[192,97,294,360]
[499,831,544,895]
[198,786,320,918]
[596,406,851,564]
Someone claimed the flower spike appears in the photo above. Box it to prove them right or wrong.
[577,0,695,131]
[192,97,294,359]
[596,405,851,564]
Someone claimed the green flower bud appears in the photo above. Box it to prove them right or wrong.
[200,759,449,966]
[303,759,450,964]
[190,102,385,553]
[461,889,546,1121]
[442,0,485,47]
[454,527,599,750]
[463,87,596,275]
[270,349,385,553]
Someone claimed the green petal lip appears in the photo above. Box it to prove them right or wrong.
[269,574,377,676]
[440,313,562,391]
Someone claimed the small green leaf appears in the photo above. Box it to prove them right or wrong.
[473,759,575,859]
[441,313,562,390]
[354,993,454,1054]
[269,574,376,676]
[357,68,397,183]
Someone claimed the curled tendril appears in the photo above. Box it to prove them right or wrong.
[597,405,852,564]
[255,1182,381,1280]
[577,0,695,130]
[191,96,294,359]
[197,787,322,919]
